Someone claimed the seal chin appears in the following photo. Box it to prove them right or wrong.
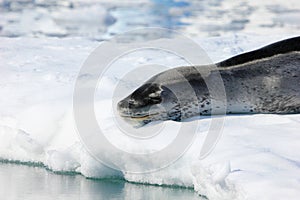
[119,114,152,128]
[118,111,160,127]
[120,113,150,119]
[119,112,159,119]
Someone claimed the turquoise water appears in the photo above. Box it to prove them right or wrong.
[0,163,203,200]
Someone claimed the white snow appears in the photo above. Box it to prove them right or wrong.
[1,0,299,39]
[0,34,299,200]
[0,3,115,39]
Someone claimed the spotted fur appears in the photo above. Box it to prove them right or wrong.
[118,36,300,126]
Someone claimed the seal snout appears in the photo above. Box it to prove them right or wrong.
[117,98,131,116]
[117,98,150,118]
[117,98,129,110]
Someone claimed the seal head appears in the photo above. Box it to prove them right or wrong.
[117,82,182,126]
[117,67,211,127]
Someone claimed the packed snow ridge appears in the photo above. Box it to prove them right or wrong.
[0,34,299,200]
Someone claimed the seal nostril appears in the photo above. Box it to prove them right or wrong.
[118,100,129,110]
[128,100,135,108]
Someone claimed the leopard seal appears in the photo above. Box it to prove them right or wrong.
[117,36,300,126]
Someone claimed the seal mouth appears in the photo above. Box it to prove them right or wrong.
[119,112,159,120]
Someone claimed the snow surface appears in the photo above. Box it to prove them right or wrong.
[0,34,299,200]
[1,0,299,39]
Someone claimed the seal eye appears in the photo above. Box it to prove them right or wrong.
[144,93,162,104]
[147,97,161,104]
[149,92,160,98]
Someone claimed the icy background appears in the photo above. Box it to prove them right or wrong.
[0,0,300,200]
[0,0,299,39]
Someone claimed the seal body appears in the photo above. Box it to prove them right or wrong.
[118,36,300,126]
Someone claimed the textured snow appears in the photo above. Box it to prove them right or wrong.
[0,34,299,200]
[1,0,299,39]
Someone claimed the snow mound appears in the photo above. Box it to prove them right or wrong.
[0,35,299,199]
